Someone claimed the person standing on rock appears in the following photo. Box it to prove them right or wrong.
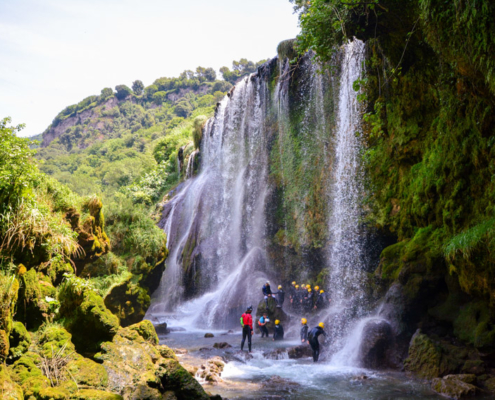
[308,322,326,362]
[289,281,296,305]
[315,289,330,309]
[273,319,284,341]
[258,313,270,338]
[300,318,309,343]
[240,306,253,352]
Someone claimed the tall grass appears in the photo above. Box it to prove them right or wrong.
[445,218,495,260]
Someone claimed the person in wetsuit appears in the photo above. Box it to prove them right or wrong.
[308,322,327,362]
[304,288,314,312]
[294,285,302,312]
[315,290,331,310]
[274,285,285,308]
[240,306,253,352]
[258,313,269,338]
[300,318,309,343]
[273,319,284,341]
[289,281,296,305]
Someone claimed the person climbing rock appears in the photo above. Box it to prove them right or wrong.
[308,322,327,362]
[262,281,277,307]
[258,312,270,338]
[240,306,253,352]
[274,285,285,308]
[300,318,309,343]
[273,319,284,341]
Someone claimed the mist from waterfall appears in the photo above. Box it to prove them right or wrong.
[147,41,371,345]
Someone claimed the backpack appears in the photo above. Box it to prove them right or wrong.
[240,316,244,327]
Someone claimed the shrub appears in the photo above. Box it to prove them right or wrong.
[132,80,144,96]
[115,85,132,100]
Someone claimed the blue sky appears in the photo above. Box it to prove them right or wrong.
[0,0,300,137]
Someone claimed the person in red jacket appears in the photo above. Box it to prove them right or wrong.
[240,306,253,352]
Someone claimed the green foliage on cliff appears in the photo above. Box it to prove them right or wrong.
[293,0,495,348]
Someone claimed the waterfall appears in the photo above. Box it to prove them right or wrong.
[325,40,370,364]
[148,41,371,342]
[147,74,272,328]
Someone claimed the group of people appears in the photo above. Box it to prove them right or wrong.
[239,306,326,362]
[288,281,331,313]
[261,281,331,313]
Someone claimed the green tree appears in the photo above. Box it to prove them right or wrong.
[174,101,192,118]
[132,80,144,96]
[100,87,113,100]
[0,117,36,213]
[115,84,132,100]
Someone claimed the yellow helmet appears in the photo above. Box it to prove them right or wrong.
[278,285,282,290]
[308,288,312,292]
[295,285,299,289]
[315,286,320,291]
[319,322,325,329]
[306,284,311,289]
[275,320,280,325]
[292,281,296,285]
[301,318,307,325]
[320,290,324,294]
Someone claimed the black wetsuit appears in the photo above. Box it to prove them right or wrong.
[308,326,326,362]
[300,324,309,342]
[275,289,285,307]
[262,284,277,306]
[304,292,314,311]
[273,324,284,341]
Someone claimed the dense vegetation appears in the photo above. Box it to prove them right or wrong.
[291,0,495,391]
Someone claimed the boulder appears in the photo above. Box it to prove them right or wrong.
[431,375,477,399]
[255,297,289,333]
[263,348,288,360]
[58,276,120,353]
[204,333,214,338]
[104,278,150,327]
[197,357,225,384]
[404,330,460,379]
[8,321,31,362]
[359,319,393,369]
[95,322,210,400]
[70,389,123,399]
[288,345,313,359]
[213,342,231,349]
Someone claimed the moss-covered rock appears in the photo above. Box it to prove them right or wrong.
[0,275,19,361]
[37,325,76,358]
[70,389,123,400]
[431,375,477,399]
[94,322,209,400]
[8,321,31,362]
[0,365,23,400]
[104,278,150,327]
[66,358,109,389]
[255,297,289,333]
[404,330,459,379]
[17,268,57,330]
[454,300,495,349]
[156,358,209,400]
[58,277,119,353]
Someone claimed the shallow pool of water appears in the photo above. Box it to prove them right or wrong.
[159,326,450,400]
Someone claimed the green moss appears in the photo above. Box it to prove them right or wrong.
[58,278,119,353]
[8,321,31,361]
[10,351,44,384]
[156,358,209,400]
[0,365,24,400]
[454,300,495,348]
[404,331,444,379]
[71,389,123,400]
[127,320,158,345]
[66,358,108,389]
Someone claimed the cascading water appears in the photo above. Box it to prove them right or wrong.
[147,40,377,354]
[147,74,273,328]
